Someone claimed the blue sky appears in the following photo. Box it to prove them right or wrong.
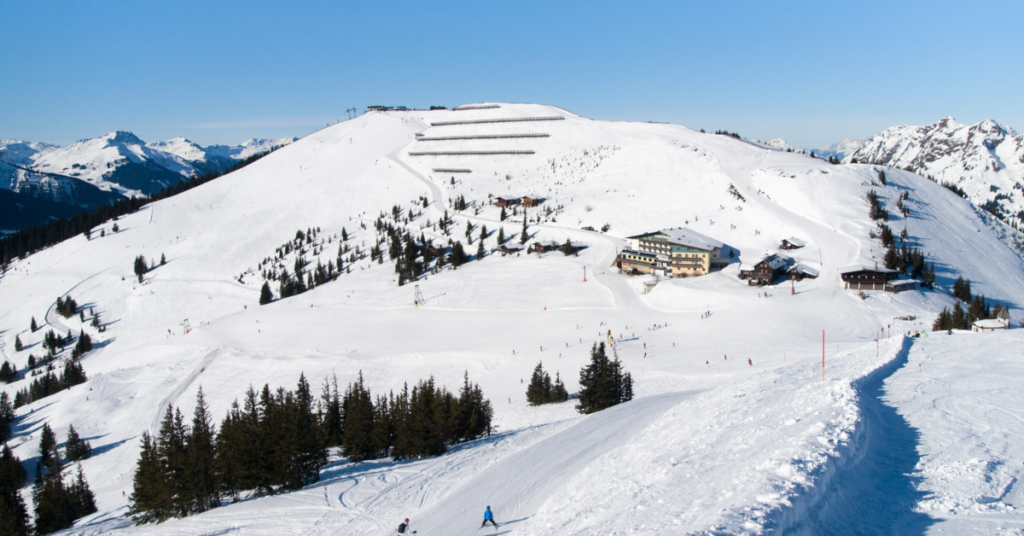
[2,1,1021,148]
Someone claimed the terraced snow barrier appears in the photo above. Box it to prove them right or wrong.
[430,116,565,127]
[417,133,550,141]
[432,168,472,173]
[454,104,501,110]
[409,150,535,156]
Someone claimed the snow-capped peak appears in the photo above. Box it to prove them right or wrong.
[102,130,145,145]
[847,116,1024,225]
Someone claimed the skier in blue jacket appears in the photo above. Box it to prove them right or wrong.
[481,505,498,529]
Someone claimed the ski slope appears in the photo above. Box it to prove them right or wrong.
[1,103,1022,535]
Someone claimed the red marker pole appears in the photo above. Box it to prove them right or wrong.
[822,330,825,382]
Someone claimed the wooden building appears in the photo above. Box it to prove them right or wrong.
[780,237,806,250]
[739,253,791,286]
[884,279,919,293]
[529,240,560,253]
[787,264,819,281]
[500,243,524,256]
[494,197,521,207]
[839,265,899,290]
[522,196,544,208]
[626,228,725,277]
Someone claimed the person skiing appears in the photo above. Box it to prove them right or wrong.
[481,505,498,529]
[396,518,415,534]
[748,358,753,366]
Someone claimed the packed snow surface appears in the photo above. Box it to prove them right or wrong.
[1,103,1022,535]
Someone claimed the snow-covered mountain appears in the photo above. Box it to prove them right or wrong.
[845,117,1024,226]
[2,104,1023,535]
[817,138,867,161]
[0,133,295,230]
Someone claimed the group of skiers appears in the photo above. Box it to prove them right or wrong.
[396,506,498,534]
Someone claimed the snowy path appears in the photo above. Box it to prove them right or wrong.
[785,336,933,535]
[45,298,70,334]
[150,347,223,432]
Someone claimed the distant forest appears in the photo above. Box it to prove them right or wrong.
[0,147,282,267]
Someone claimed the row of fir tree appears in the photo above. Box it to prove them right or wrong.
[129,371,492,524]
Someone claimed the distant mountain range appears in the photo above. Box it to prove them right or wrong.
[0,132,294,231]
[842,117,1024,226]
[779,117,1023,229]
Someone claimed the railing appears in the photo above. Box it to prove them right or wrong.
[408,150,535,156]
[430,116,565,127]
[416,133,550,141]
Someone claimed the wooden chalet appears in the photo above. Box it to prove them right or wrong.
[884,279,919,293]
[839,265,899,291]
[780,237,806,250]
[423,244,445,258]
[739,253,791,286]
[494,197,521,207]
[500,243,525,256]
[522,196,544,208]
[530,240,560,253]
[787,264,819,281]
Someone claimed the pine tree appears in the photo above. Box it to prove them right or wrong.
[526,362,550,406]
[129,431,169,523]
[65,425,92,462]
[952,301,967,330]
[186,388,219,513]
[519,212,529,244]
[0,444,30,536]
[342,373,375,462]
[156,406,190,518]
[14,336,22,353]
[577,343,633,414]
[69,464,96,521]
[30,318,37,333]
[259,282,273,305]
[0,363,14,385]
[134,255,148,283]
[497,227,505,244]
[476,240,485,261]
[449,241,466,268]
[160,253,166,266]
[549,372,568,403]
[500,207,507,221]
[39,424,57,470]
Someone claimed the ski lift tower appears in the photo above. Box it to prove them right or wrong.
[414,285,425,307]
[181,319,192,335]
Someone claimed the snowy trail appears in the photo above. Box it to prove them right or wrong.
[412,390,697,535]
[782,337,933,535]
[150,347,223,432]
